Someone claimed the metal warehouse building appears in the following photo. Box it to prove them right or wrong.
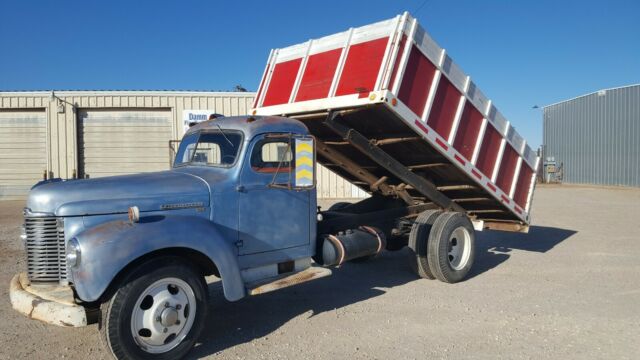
[543,84,640,187]
[0,91,366,200]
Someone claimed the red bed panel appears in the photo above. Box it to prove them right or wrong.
[475,125,502,177]
[397,45,437,117]
[495,144,519,193]
[453,102,484,160]
[262,58,302,107]
[427,77,462,138]
[295,49,342,102]
[513,164,534,208]
[335,37,389,97]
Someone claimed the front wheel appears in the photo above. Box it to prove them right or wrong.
[100,257,208,360]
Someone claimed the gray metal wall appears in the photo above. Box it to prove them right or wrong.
[543,84,640,187]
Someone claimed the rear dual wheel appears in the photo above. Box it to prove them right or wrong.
[408,211,475,283]
[408,210,442,279]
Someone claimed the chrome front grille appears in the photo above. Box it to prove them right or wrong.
[24,216,68,283]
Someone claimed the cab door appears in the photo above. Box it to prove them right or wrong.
[237,134,314,255]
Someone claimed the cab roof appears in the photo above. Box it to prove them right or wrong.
[185,115,309,138]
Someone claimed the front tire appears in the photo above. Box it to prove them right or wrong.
[100,257,208,360]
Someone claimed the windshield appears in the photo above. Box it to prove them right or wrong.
[173,130,243,167]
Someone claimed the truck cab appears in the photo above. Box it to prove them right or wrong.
[11,116,337,359]
[172,116,318,266]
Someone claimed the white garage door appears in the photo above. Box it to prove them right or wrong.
[0,111,47,200]
[78,110,173,178]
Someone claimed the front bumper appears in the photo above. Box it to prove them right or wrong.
[9,272,88,327]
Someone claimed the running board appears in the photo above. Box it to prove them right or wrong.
[247,266,332,296]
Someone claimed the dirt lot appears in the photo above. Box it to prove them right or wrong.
[1,185,639,359]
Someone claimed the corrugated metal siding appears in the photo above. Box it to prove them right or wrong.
[316,164,368,199]
[543,84,640,187]
[78,109,173,178]
[0,111,47,200]
[0,91,366,199]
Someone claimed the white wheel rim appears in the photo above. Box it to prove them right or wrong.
[130,277,196,354]
[448,226,471,271]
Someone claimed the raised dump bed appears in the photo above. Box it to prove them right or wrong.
[253,12,538,231]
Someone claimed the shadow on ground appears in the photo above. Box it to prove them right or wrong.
[189,225,576,358]
[468,225,577,279]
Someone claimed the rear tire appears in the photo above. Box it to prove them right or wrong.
[407,210,442,279]
[427,212,475,283]
[99,257,208,360]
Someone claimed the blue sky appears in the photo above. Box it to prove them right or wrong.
[1,0,638,148]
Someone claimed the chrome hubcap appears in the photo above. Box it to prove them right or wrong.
[131,278,196,354]
[160,307,179,327]
[448,227,471,271]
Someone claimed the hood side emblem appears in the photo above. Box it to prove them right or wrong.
[160,202,205,210]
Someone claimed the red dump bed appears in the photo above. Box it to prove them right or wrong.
[253,12,538,228]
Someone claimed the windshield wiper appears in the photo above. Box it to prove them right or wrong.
[215,123,234,147]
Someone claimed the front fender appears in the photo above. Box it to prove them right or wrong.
[71,215,245,302]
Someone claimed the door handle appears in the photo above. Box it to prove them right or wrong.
[236,185,246,192]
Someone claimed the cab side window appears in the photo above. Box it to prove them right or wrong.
[251,139,293,173]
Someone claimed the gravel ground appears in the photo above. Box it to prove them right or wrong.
[1,184,639,359]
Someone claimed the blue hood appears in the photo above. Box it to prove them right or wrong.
[26,171,210,216]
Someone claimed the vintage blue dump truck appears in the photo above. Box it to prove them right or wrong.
[10,13,537,360]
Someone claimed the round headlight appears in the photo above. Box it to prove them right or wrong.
[66,237,81,268]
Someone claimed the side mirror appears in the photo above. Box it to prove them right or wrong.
[266,134,315,191]
[293,136,315,189]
